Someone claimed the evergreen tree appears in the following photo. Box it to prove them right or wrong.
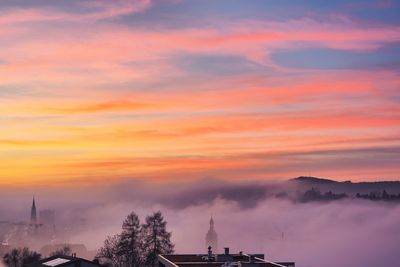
[142,211,174,267]
[97,211,175,267]
[119,212,142,267]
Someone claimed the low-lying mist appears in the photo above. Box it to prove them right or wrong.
[1,179,399,267]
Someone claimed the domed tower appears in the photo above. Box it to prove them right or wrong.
[205,216,218,253]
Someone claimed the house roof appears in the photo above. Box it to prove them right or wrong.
[25,255,101,267]
[158,254,288,267]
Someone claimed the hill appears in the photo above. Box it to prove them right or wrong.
[289,176,400,194]
[282,176,399,203]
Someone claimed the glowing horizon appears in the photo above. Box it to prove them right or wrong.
[1,0,399,185]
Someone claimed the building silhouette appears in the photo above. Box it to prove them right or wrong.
[30,196,37,226]
[39,209,56,241]
[158,247,295,267]
[40,210,55,227]
[205,216,218,253]
[29,196,41,236]
[25,254,101,267]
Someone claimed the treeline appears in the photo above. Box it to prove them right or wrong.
[356,190,400,202]
[96,211,174,267]
[296,188,400,203]
[299,188,348,202]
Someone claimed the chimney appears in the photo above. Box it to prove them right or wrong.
[250,255,256,263]
[224,247,229,255]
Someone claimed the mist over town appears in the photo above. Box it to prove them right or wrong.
[1,177,400,267]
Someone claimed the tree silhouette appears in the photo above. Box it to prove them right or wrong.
[3,247,41,267]
[97,235,124,267]
[142,211,174,267]
[21,248,41,266]
[3,249,20,267]
[119,212,142,267]
[97,211,174,267]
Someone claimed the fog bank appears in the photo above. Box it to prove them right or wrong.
[0,180,399,267]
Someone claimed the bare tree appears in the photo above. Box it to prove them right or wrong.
[3,247,41,267]
[3,249,20,267]
[96,235,124,267]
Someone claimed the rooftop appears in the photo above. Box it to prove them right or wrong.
[25,255,101,267]
[42,258,70,267]
[158,250,295,267]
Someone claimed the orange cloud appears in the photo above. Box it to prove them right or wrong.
[43,100,152,114]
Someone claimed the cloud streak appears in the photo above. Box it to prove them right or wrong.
[0,0,153,25]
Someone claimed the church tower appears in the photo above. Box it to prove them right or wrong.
[30,196,37,225]
[205,216,218,253]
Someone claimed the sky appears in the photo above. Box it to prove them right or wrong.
[0,0,400,186]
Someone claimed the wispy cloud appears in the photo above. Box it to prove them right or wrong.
[43,100,152,114]
[0,0,153,25]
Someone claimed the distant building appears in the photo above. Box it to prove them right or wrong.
[39,244,96,260]
[0,243,11,257]
[0,220,13,246]
[158,247,295,267]
[29,196,40,236]
[25,254,101,267]
[1,197,58,250]
[31,197,38,226]
[40,210,56,238]
[205,217,218,252]
[40,210,55,228]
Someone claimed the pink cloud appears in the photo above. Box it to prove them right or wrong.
[0,0,152,25]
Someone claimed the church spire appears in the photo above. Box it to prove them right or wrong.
[30,196,37,225]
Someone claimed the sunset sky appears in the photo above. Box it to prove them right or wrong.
[1,0,399,186]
